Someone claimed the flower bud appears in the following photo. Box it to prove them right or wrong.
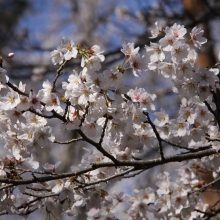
[7,53,14,58]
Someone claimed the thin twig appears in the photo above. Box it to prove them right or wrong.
[190,175,220,194]
[51,60,68,91]
[143,111,165,161]
[54,137,83,144]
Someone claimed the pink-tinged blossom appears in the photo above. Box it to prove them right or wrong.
[121,42,139,62]
[28,91,41,109]
[127,87,146,102]
[190,27,207,49]
[166,23,187,41]
[87,45,105,63]
[139,92,156,111]
[38,91,63,113]
[7,53,14,58]
[129,54,146,77]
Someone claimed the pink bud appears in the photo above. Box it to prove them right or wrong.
[7,53,14,58]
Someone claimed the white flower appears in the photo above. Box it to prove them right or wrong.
[81,116,102,138]
[58,37,78,60]
[166,23,187,41]
[50,49,64,65]
[43,161,61,172]
[138,129,155,148]
[121,42,139,62]
[129,54,146,77]
[190,27,207,48]
[154,108,169,127]
[171,119,189,137]
[158,62,176,78]
[145,42,165,62]
[149,21,163,38]
[171,41,189,63]
[0,88,20,110]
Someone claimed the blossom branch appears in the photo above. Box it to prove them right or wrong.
[0,148,216,185]
[76,167,135,189]
[204,100,220,127]
[190,174,220,194]
[77,129,119,164]
[143,111,165,161]
[53,137,83,144]
[51,60,68,92]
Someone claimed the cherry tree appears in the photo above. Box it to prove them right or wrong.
[0,22,220,219]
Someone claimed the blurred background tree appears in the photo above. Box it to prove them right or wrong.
[1,0,220,219]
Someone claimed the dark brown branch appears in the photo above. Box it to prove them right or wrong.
[77,129,119,164]
[143,111,165,161]
[0,148,216,185]
[51,60,68,92]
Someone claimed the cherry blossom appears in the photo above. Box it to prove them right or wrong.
[190,26,207,49]
[0,22,220,220]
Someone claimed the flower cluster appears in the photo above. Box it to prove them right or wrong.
[0,22,219,219]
